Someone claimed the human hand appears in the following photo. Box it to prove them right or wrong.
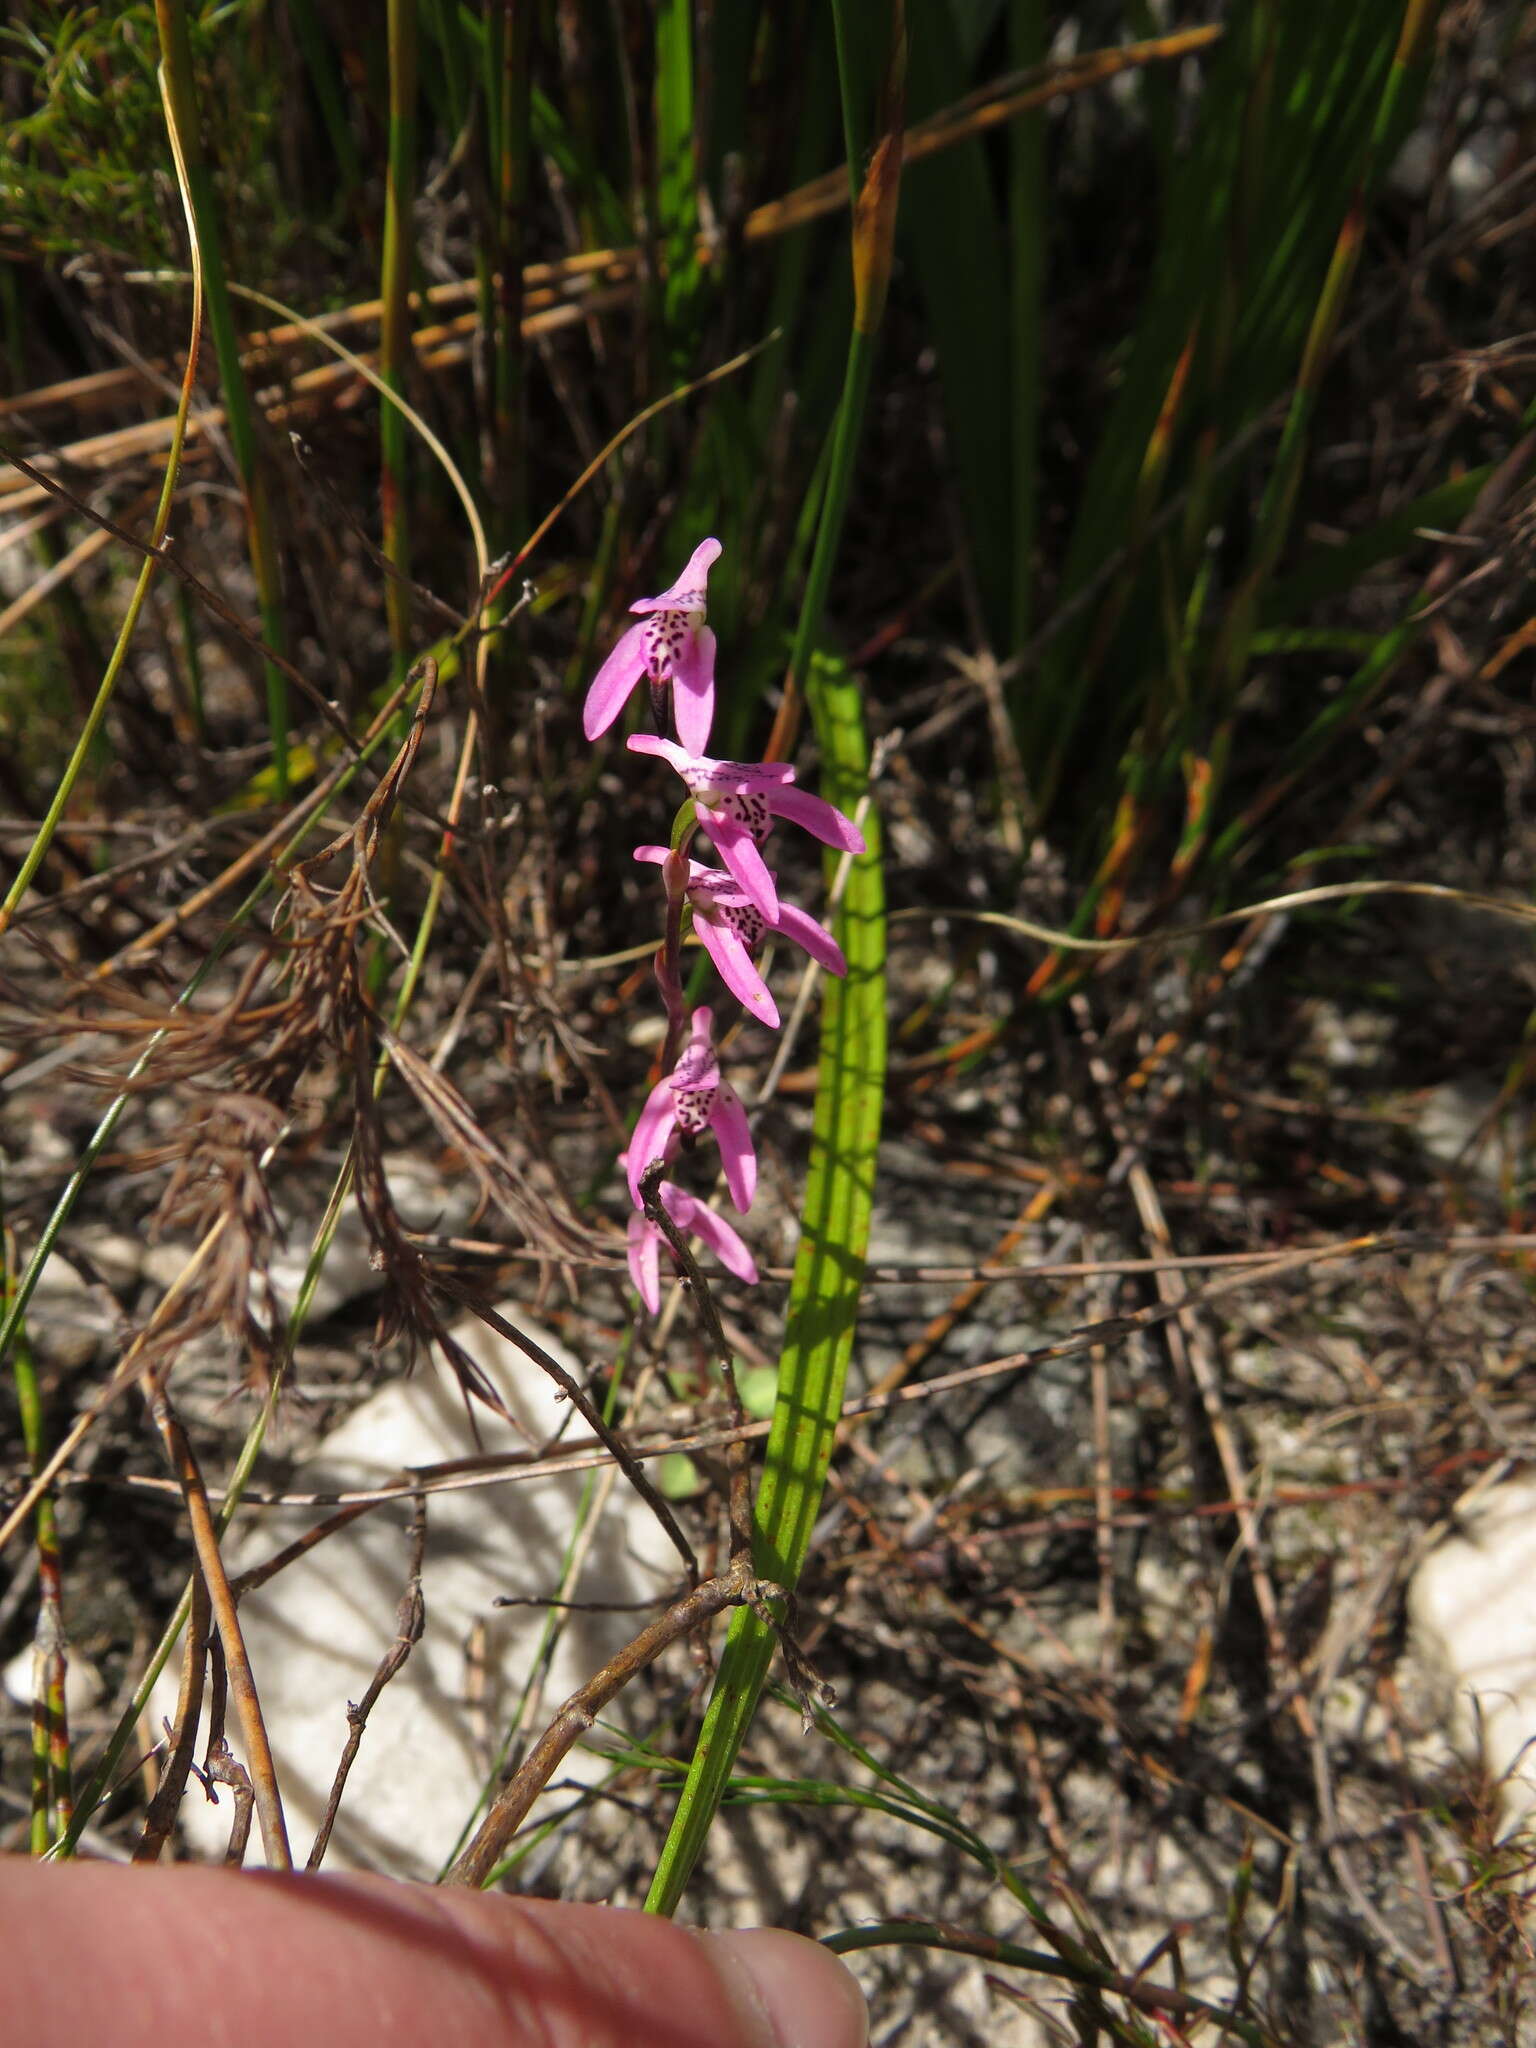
[0,1858,867,2048]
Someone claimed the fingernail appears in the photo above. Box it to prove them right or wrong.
[706,1928,868,2048]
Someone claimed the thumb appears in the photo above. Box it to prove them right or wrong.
[2,1859,868,2048]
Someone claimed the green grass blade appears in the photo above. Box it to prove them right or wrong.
[700,0,762,195]
[1209,3,1444,699]
[154,0,290,793]
[821,1924,1274,2047]
[901,0,1011,647]
[655,0,703,368]
[1008,0,1044,656]
[462,0,532,544]
[381,0,419,676]
[1024,0,1436,807]
[3,1194,73,1851]
[286,0,362,201]
[1264,465,1509,618]
[0,55,203,937]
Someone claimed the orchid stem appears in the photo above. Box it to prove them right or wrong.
[655,847,692,1070]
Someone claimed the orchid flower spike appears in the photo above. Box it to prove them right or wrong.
[620,1159,759,1314]
[635,845,846,1029]
[627,734,865,923]
[582,538,722,754]
[626,1006,756,1213]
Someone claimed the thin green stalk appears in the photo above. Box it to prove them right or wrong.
[1007,0,1043,657]
[1208,415,1536,868]
[155,0,290,794]
[822,1925,1274,2047]
[829,5,864,208]
[564,487,625,697]
[1210,0,1443,701]
[769,334,874,761]
[381,0,420,677]
[286,0,362,200]
[487,0,531,545]
[769,0,904,761]
[3,1190,73,1852]
[172,579,206,742]
[1173,0,1278,648]
[901,3,1011,646]
[654,0,702,371]
[0,61,202,940]
[746,22,837,464]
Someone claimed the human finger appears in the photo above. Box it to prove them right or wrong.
[0,1859,867,2048]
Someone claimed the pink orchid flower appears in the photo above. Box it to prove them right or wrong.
[620,1164,759,1314]
[634,845,846,1029]
[626,1006,756,1213]
[582,538,722,754]
[626,734,865,923]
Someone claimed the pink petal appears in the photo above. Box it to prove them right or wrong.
[702,815,780,923]
[633,844,670,867]
[626,1082,678,1207]
[582,621,650,741]
[768,784,866,853]
[696,914,780,1028]
[626,1211,662,1314]
[671,1006,720,1094]
[630,537,722,615]
[721,759,796,790]
[671,624,716,753]
[687,870,739,905]
[678,1196,759,1287]
[709,1080,757,1212]
[772,898,847,978]
[627,732,695,773]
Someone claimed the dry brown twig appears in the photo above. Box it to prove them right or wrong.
[132,1568,211,1866]
[430,1281,700,1583]
[78,1231,1536,1532]
[203,1735,255,1869]
[306,1493,428,1874]
[144,1380,291,1869]
[444,1544,779,1888]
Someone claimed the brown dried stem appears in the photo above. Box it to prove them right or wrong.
[204,1737,255,1867]
[306,1494,428,1872]
[433,1284,698,1582]
[195,1641,255,1869]
[653,847,692,1072]
[444,1547,775,1888]
[132,1567,211,1864]
[147,1381,291,1870]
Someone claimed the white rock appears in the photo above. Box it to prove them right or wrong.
[3,1641,106,1717]
[151,1307,679,1877]
[22,1252,120,1367]
[1414,1076,1525,1190]
[1410,1476,1536,1836]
